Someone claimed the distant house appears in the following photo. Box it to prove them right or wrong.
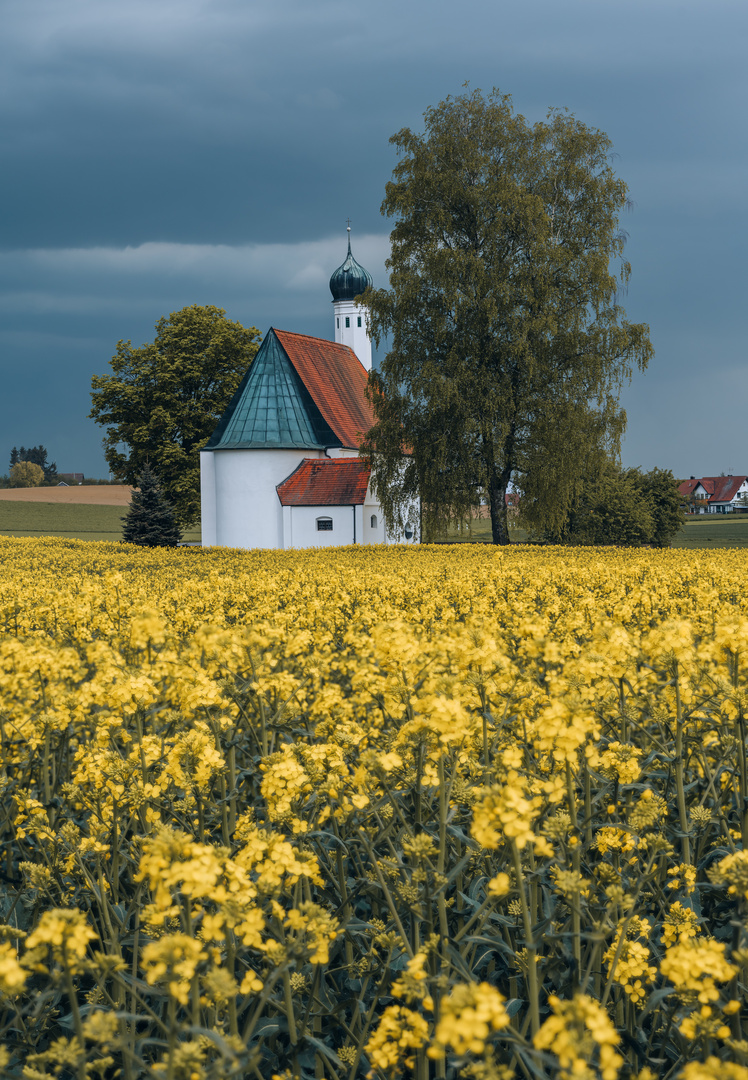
[58,472,84,485]
[679,475,748,513]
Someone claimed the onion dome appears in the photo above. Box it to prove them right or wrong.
[329,229,373,301]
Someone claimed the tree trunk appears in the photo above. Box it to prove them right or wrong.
[487,468,512,545]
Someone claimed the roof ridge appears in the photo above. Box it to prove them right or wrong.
[273,327,347,343]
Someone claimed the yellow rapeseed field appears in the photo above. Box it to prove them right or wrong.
[1,536,748,1080]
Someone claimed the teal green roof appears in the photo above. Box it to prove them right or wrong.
[204,329,339,450]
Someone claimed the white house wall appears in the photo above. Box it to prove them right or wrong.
[201,448,322,549]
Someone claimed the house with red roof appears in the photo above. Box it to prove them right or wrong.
[678,475,748,513]
[200,233,418,549]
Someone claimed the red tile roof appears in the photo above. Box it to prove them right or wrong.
[276,458,371,506]
[679,476,748,503]
[703,476,747,502]
[273,329,374,450]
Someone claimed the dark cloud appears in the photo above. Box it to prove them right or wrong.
[0,0,746,476]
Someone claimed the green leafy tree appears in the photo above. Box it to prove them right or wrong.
[9,460,44,488]
[361,87,653,544]
[561,466,655,546]
[538,460,684,547]
[10,445,57,482]
[625,466,685,547]
[90,305,261,528]
[122,464,182,547]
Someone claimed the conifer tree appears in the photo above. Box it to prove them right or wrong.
[122,464,182,547]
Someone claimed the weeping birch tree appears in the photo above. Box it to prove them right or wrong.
[360,87,653,544]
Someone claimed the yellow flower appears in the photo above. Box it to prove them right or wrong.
[661,938,737,1004]
[603,920,656,1004]
[662,901,700,947]
[679,1057,748,1080]
[471,779,544,853]
[23,909,97,975]
[284,903,339,965]
[595,827,636,856]
[600,742,643,785]
[365,1005,429,1075]
[487,873,511,898]
[0,942,27,994]
[391,951,432,1007]
[534,994,622,1080]
[427,982,509,1058]
[141,934,205,1005]
[668,863,697,895]
[709,850,748,899]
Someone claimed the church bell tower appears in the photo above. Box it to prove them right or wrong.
[329,226,373,371]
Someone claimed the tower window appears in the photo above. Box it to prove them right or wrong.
[316,517,333,532]
[345,316,350,328]
[357,316,362,327]
[336,317,339,328]
[370,514,377,529]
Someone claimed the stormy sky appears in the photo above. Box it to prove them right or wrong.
[1,0,745,478]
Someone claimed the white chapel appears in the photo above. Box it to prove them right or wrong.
[200,231,418,550]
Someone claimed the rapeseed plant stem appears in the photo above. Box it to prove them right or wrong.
[283,968,298,1046]
[437,755,449,943]
[357,829,414,960]
[674,667,691,864]
[739,711,748,849]
[165,994,177,1080]
[511,839,539,1036]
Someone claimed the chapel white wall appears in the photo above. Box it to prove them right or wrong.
[201,448,322,550]
[200,452,217,546]
[285,505,357,548]
[333,299,371,371]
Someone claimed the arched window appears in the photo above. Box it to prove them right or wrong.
[316,517,333,532]
[370,514,378,529]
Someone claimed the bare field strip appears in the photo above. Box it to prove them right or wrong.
[0,484,134,505]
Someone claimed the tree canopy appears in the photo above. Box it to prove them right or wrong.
[360,87,653,544]
[540,460,685,547]
[10,446,57,483]
[9,461,44,488]
[90,305,260,528]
